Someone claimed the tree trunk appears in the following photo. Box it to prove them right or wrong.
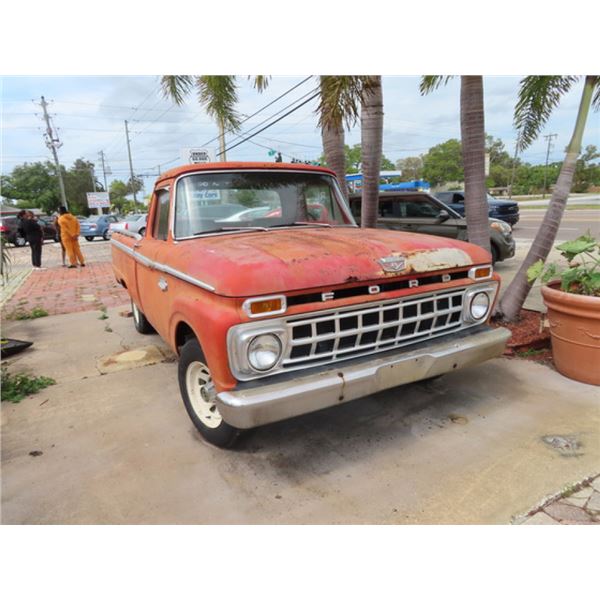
[218,117,227,161]
[497,76,596,321]
[321,124,349,200]
[360,76,383,229]
[460,76,491,254]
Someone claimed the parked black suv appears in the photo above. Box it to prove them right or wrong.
[349,192,515,264]
[434,191,520,226]
[0,215,59,246]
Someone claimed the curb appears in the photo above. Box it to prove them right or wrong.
[0,268,33,309]
[511,472,600,524]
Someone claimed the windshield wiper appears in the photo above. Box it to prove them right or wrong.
[192,226,270,236]
[268,221,333,229]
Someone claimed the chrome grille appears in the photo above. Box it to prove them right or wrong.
[283,288,467,369]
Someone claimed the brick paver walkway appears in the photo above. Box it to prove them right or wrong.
[2,262,129,318]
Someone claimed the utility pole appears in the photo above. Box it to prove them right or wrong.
[98,150,109,192]
[124,120,139,209]
[39,96,68,209]
[543,133,558,199]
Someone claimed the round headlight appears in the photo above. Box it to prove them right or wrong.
[470,292,490,320]
[247,334,282,371]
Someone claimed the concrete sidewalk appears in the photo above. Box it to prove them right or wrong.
[2,305,599,524]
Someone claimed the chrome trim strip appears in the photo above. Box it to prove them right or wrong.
[110,238,216,292]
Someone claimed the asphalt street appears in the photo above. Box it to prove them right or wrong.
[512,208,599,242]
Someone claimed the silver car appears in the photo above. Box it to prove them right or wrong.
[109,213,148,237]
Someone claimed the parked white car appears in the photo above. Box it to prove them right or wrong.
[109,213,147,237]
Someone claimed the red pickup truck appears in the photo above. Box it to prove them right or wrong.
[112,162,510,447]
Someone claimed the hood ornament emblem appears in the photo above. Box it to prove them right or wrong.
[378,255,406,273]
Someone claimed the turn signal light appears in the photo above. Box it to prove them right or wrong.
[468,265,493,281]
[242,295,287,318]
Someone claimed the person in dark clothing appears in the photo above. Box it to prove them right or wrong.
[21,211,45,270]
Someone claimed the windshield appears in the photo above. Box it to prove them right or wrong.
[174,171,354,238]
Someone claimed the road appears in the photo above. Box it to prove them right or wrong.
[512,208,599,242]
[516,194,600,207]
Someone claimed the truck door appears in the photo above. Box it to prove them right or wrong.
[133,187,171,337]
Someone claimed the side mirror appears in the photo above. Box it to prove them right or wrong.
[437,209,450,223]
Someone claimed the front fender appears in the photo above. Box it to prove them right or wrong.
[168,292,242,392]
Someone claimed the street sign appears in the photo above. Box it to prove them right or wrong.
[86,192,110,208]
[181,147,216,164]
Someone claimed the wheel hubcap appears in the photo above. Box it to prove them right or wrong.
[186,361,222,428]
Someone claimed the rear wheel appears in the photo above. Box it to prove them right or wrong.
[178,338,241,448]
[85,236,94,242]
[138,227,146,237]
[103,229,111,241]
[131,299,154,334]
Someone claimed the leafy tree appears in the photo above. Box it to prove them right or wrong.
[421,139,463,186]
[63,158,104,215]
[573,144,600,192]
[395,156,424,181]
[0,161,60,213]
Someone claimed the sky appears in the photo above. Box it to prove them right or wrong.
[2,75,598,193]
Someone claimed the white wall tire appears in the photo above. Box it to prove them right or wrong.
[178,338,241,448]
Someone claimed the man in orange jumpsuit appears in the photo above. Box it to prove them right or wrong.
[57,206,86,268]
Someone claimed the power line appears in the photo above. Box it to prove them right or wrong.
[219,91,320,156]
[199,76,313,147]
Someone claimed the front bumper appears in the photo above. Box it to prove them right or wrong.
[217,325,511,429]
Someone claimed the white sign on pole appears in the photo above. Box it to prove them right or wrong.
[86,192,110,208]
[181,147,216,164]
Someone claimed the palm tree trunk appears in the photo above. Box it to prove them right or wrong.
[361,76,383,228]
[460,76,491,254]
[321,124,349,199]
[497,76,596,321]
[218,117,227,161]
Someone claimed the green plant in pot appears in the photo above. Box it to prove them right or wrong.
[528,234,600,386]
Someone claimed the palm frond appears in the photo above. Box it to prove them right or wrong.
[419,75,454,95]
[250,76,271,92]
[160,75,195,105]
[197,75,241,131]
[317,76,369,130]
[514,76,579,151]
[592,76,600,110]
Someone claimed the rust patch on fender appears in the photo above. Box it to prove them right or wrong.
[404,248,473,273]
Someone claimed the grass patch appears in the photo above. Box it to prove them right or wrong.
[1,367,56,403]
[5,306,49,320]
[515,348,547,358]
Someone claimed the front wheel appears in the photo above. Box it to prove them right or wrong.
[178,338,241,448]
[14,236,27,247]
[85,236,94,242]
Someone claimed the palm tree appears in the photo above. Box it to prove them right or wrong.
[420,76,491,254]
[316,76,383,223]
[497,76,600,321]
[316,76,368,200]
[161,75,269,161]
[360,76,384,228]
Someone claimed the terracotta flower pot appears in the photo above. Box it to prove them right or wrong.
[541,282,600,386]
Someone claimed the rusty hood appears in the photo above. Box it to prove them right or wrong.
[172,227,491,297]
